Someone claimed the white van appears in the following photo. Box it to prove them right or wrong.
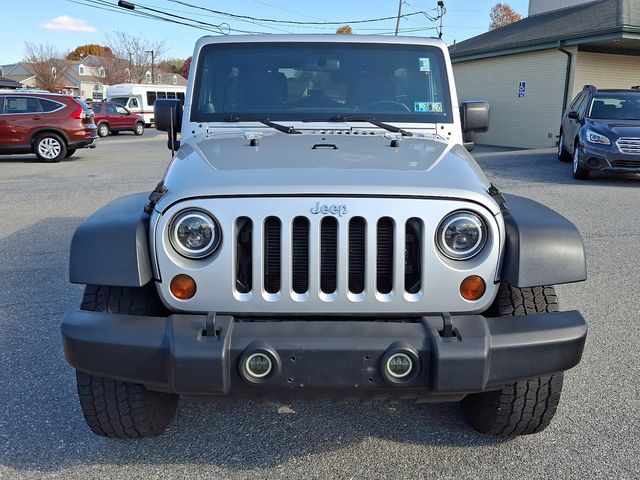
[105,83,186,126]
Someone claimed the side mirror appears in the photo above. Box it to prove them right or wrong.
[154,99,183,151]
[461,101,490,134]
[567,111,580,120]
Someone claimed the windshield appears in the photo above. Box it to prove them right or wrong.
[192,42,452,123]
[588,94,640,121]
[108,97,129,107]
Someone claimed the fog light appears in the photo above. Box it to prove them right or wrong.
[244,353,273,378]
[460,275,485,301]
[385,353,413,379]
[170,274,197,300]
[587,158,599,168]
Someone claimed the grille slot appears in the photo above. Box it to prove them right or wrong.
[612,159,640,168]
[405,218,423,294]
[617,137,640,154]
[264,217,281,294]
[348,217,366,294]
[235,217,253,294]
[320,217,338,294]
[376,217,394,294]
[292,217,310,294]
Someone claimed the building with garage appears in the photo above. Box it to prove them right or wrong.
[450,0,640,148]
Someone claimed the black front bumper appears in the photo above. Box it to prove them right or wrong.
[61,310,587,399]
[579,143,640,173]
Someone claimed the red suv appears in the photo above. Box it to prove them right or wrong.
[0,90,97,162]
[89,102,145,137]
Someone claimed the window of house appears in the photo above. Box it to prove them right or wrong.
[145,71,152,83]
[79,65,85,75]
[98,66,105,77]
[157,74,163,83]
[172,75,177,85]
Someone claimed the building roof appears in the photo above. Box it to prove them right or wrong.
[450,0,640,61]
[0,76,22,88]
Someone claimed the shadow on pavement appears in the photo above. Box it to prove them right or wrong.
[0,218,507,474]
[472,146,640,187]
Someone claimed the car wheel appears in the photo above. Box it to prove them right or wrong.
[558,132,570,162]
[97,123,110,138]
[111,130,120,135]
[572,143,590,179]
[33,133,67,163]
[461,282,565,436]
[65,148,77,159]
[76,284,177,438]
[134,122,145,136]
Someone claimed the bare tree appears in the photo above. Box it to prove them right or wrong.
[23,42,69,92]
[105,31,168,83]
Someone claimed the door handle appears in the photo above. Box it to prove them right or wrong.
[31,116,43,120]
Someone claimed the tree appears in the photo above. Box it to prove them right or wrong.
[105,31,168,83]
[23,42,69,92]
[336,25,352,34]
[158,58,185,74]
[489,3,523,30]
[67,44,113,61]
[179,57,191,80]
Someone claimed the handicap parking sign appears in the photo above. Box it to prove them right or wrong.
[518,81,526,98]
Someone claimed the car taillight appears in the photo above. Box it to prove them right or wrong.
[70,99,90,119]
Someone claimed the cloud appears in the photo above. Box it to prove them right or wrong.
[40,15,97,33]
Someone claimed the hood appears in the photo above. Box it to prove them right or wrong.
[589,119,640,137]
[155,131,498,214]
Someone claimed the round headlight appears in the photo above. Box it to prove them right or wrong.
[436,211,487,260]
[169,209,221,259]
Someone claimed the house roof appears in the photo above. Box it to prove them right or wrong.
[450,0,640,61]
[0,76,22,88]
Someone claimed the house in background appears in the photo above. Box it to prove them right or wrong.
[0,75,23,89]
[451,0,640,148]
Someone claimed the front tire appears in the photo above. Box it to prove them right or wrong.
[558,132,571,162]
[462,283,564,436]
[75,284,177,438]
[134,122,145,136]
[34,133,67,163]
[572,143,590,179]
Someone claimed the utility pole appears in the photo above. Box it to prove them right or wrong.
[146,49,155,84]
[394,0,403,36]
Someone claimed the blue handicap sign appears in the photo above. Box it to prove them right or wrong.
[518,81,526,98]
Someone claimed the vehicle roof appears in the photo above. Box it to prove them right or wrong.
[590,89,640,94]
[0,89,67,96]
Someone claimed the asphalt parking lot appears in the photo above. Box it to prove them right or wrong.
[0,131,638,479]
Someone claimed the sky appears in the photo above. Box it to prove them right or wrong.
[0,0,530,65]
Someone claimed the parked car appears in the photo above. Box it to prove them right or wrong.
[89,101,145,137]
[0,90,97,162]
[62,35,587,439]
[559,84,640,179]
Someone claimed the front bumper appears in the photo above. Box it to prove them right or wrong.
[579,143,640,173]
[61,310,587,399]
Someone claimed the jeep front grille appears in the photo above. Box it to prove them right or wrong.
[234,214,424,298]
[617,137,640,154]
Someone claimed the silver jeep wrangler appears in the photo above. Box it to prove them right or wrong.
[62,35,587,438]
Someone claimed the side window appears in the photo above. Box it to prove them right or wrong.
[167,91,176,99]
[0,96,4,114]
[92,104,102,114]
[569,93,584,111]
[39,99,63,113]
[147,92,157,106]
[128,98,138,108]
[105,104,117,115]
[157,91,167,99]
[115,105,128,114]
[4,96,42,114]
[577,94,591,116]
[177,92,185,102]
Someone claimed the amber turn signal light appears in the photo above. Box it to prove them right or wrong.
[170,274,197,300]
[460,275,486,301]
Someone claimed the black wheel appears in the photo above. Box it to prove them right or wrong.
[97,123,110,138]
[134,122,145,136]
[33,133,67,163]
[111,130,120,135]
[75,284,177,438]
[572,143,589,179]
[557,132,570,162]
[65,148,77,159]
[462,283,564,436]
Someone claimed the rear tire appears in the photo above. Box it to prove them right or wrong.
[134,122,145,136]
[462,282,564,436]
[33,133,67,163]
[76,284,177,438]
[97,123,110,138]
[557,132,570,162]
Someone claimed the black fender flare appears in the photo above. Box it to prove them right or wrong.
[501,194,587,287]
[69,193,153,287]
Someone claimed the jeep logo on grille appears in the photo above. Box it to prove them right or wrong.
[310,202,348,216]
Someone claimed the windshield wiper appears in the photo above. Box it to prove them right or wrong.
[329,115,413,137]
[224,114,301,134]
